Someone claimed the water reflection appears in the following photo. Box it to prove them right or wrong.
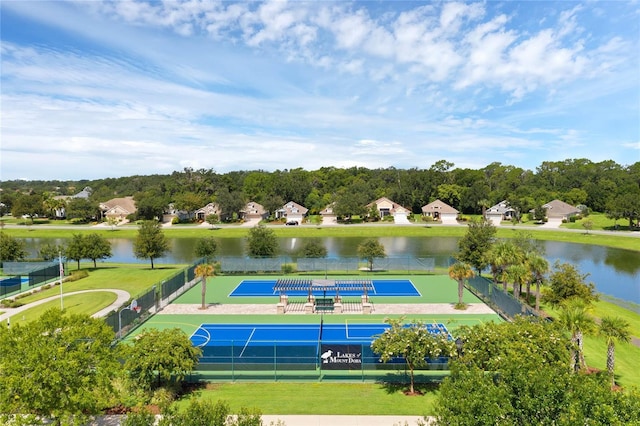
[21,236,639,303]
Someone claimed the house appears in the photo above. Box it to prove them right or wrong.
[485,200,517,226]
[194,202,221,221]
[366,197,412,224]
[99,196,137,222]
[319,203,337,224]
[275,201,308,225]
[51,186,93,219]
[421,199,459,224]
[541,199,581,221]
[240,201,268,221]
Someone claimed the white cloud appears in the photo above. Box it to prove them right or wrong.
[1,0,638,180]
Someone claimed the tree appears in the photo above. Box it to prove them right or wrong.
[299,239,328,258]
[544,261,598,306]
[205,213,219,228]
[505,263,529,300]
[486,240,524,291]
[455,218,496,275]
[246,224,278,257]
[133,191,167,221]
[133,220,170,269]
[599,316,631,387]
[582,218,593,234]
[433,318,640,426]
[194,263,215,310]
[371,318,455,395]
[0,309,120,424]
[557,299,595,372]
[65,233,86,269]
[0,232,27,264]
[448,262,474,307]
[84,233,112,267]
[66,197,98,222]
[39,241,64,262]
[525,252,549,311]
[194,237,218,262]
[123,328,201,391]
[357,238,386,271]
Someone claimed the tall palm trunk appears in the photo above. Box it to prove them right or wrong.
[457,279,464,305]
[201,276,207,310]
[576,330,586,370]
[535,281,541,311]
[607,343,615,386]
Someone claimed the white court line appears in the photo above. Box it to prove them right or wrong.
[239,327,256,358]
[190,325,211,347]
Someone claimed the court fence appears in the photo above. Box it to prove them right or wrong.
[104,257,206,338]
[189,341,451,383]
[465,275,539,320]
[1,261,62,298]
[218,256,451,274]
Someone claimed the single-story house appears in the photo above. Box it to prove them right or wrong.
[194,202,221,221]
[421,199,459,224]
[366,197,412,224]
[485,200,517,226]
[541,199,581,221]
[240,201,268,221]
[99,196,137,221]
[275,201,308,224]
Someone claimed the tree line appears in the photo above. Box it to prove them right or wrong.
[2,158,639,228]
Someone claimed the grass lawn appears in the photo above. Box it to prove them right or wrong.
[178,382,438,416]
[542,299,640,388]
[11,264,186,306]
[8,292,117,326]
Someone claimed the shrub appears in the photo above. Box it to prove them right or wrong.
[121,407,156,426]
[281,264,296,274]
[171,217,180,225]
[65,270,89,282]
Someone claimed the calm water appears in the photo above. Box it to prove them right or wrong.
[22,236,640,304]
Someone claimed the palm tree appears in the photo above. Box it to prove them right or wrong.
[506,264,529,300]
[557,300,595,372]
[599,316,631,387]
[448,262,474,307]
[194,263,215,310]
[525,252,549,311]
[487,241,524,291]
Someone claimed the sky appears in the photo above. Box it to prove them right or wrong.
[1,1,639,181]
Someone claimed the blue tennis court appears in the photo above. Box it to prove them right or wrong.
[191,323,450,367]
[229,279,420,297]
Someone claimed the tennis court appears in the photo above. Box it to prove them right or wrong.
[191,322,450,368]
[229,279,421,297]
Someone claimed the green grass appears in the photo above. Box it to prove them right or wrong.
[561,212,632,231]
[542,299,640,388]
[7,292,117,326]
[12,264,185,305]
[178,382,438,416]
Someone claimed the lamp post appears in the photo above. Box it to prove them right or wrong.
[118,300,140,339]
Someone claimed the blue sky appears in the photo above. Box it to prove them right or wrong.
[1,1,639,181]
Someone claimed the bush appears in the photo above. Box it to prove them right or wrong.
[121,407,156,426]
[281,264,296,274]
[65,269,89,282]
[171,217,180,225]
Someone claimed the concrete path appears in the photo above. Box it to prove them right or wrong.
[0,289,131,322]
[159,302,496,316]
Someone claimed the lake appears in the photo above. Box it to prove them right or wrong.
[22,236,640,304]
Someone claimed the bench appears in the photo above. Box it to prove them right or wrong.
[314,297,334,313]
